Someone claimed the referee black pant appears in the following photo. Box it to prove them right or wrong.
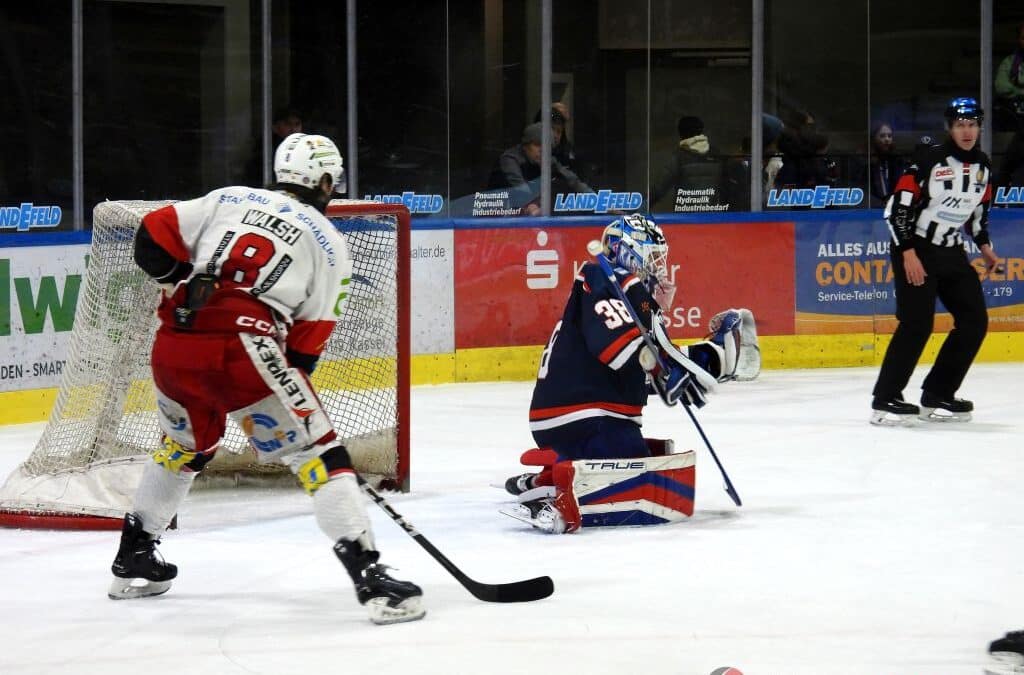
[872,239,988,402]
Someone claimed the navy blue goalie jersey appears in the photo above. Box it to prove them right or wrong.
[529,261,659,445]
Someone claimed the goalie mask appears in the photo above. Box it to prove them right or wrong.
[274,133,347,194]
[601,214,672,302]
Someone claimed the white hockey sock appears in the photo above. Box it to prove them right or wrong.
[131,460,197,536]
[313,472,376,548]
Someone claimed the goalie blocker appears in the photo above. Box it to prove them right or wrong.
[501,441,696,534]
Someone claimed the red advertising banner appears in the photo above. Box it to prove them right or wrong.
[455,221,794,349]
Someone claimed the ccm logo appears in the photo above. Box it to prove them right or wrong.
[933,167,955,180]
[236,316,275,333]
[583,461,647,470]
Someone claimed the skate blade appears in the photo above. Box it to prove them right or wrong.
[869,411,918,427]
[107,576,173,600]
[366,596,425,625]
[499,505,545,530]
[498,505,564,533]
[984,655,1024,675]
[990,651,1024,667]
[918,407,972,423]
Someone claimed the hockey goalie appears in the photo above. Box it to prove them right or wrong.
[501,214,759,533]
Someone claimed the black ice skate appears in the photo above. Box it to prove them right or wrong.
[334,537,425,625]
[108,512,177,600]
[919,391,973,422]
[990,631,1024,662]
[988,630,1024,674]
[504,472,537,496]
[869,394,920,426]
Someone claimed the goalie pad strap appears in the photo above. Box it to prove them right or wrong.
[519,447,559,468]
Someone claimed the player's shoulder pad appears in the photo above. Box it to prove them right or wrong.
[578,260,613,291]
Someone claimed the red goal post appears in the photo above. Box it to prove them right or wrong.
[0,198,410,530]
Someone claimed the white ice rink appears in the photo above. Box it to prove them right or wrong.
[0,365,1021,675]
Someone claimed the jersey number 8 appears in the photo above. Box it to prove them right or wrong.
[221,233,276,286]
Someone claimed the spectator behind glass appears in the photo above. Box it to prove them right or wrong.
[995,130,1024,190]
[720,113,784,211]
[534,103,579,177]
[244,107,306,188]
[776,109,838,194]
[487,121,593,216]
[650,115,723,212]
[861,121,906,208]
[994,23,1024,130]
[272,107,304,151]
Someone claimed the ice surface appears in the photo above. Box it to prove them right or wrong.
[0,365,1020,675]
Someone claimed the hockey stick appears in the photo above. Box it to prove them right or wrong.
[587,241,742,507]
[357,476,555,603]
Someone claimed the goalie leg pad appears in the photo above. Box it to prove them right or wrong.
[568,452,697,527]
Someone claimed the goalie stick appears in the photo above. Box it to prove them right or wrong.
[357,476,555,603]
[587,240,742,507]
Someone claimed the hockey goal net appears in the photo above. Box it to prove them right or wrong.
[0,199,410,529]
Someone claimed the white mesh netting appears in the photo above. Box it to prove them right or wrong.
[0,199,408,525]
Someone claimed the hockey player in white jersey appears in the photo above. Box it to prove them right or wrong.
[107,133,425,624]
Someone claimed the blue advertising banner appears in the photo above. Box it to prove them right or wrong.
[794,210,1024,334]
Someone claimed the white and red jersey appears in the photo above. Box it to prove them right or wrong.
[884,141,992,250]
[141,186,353,360]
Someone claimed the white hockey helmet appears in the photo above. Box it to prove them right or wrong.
[274,133,346,193]
[601,214,669,286]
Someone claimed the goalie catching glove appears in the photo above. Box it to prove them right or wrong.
[640,312,719,408]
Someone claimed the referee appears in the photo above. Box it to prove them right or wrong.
[870,97,1002,425]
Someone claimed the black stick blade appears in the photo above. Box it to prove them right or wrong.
[466,575,555,603]
[725,484,743,507]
